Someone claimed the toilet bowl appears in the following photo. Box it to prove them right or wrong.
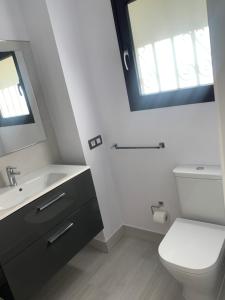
[159,218,225,300]
[158,165,225,299]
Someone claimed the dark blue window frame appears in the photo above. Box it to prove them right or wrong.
[111,0,215,111]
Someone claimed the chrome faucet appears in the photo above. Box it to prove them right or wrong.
[6,166,21,187]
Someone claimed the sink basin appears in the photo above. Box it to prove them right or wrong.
[0,188,27,210]
[0,172,67,211]
[0,165,89,217]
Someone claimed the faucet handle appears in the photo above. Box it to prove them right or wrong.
[6,166,20,174]
[6,166,20,187]
[13,170,21,175]
[6,166,16,171]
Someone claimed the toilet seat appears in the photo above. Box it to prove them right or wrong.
[159,218,225,275]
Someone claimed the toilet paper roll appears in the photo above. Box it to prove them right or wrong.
[153,210,168,224]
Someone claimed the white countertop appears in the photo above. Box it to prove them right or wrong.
[0,164,90,221]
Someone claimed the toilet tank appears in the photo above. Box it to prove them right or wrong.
[173,165,225,225]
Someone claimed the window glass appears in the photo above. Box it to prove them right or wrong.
[128,0,213,96]
[173,33,197,89]
[155,38,177,92]
[195,27,214,85]
[0,54,30,119]
[137,45,159,94]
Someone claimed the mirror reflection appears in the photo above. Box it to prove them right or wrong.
[0,51,34,127]
[0,41,46,157]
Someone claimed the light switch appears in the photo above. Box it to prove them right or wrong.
[96,137,102,145]
[88,135,103,150]
[91,140,96,147]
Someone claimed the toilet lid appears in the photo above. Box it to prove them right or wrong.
[159,218,225,274]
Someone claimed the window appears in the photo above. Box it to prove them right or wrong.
[0,52,34,127]
[111,0,215,111]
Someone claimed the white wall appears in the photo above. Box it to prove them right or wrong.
[20,0,123,241]
[45,0,123,241]
[20,0,85,165]
[70,0,221,234]
[18,0,222,237]
[0,0,28,40]
[0,0,58,183]
[207,0,225,198]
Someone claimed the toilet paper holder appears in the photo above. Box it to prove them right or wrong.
[151,201,164,215]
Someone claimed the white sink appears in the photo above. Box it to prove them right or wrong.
[0,165,89,219]
[0,173,66,211]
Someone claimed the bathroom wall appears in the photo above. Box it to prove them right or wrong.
[0,0,28,41]
[207,0,225,198]
[64,0,221,234]
[19,0,222,236]
[46,0,123,241]
[20,0,85,165]
[21,0,123,241]
[0,0,59,182]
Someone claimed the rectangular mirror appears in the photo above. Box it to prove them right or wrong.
[0,41,46,156]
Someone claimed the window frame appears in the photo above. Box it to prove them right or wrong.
[0,51,34,127]
[111,0,215,111]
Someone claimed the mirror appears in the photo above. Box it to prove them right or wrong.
[0,41,46,156]
[0,51,34,126]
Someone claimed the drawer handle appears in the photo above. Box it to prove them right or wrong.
[36,192,66,212]
[48,222,74,245]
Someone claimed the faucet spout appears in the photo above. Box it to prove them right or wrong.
[6,166,21,187]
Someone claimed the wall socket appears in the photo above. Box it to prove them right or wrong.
[88,135,103,150]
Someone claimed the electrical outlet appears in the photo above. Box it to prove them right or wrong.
[88,135,103,150]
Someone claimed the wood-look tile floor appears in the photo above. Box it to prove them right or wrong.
[32,236,185,300]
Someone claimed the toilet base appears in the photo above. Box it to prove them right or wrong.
[183,286,218,300]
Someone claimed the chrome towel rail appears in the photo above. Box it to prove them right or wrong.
[111,142,165,150]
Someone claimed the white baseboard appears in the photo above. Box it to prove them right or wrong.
[90,226,124,253]
[90,225,164,253]
[90,238,109,253]
[123,225,164,243]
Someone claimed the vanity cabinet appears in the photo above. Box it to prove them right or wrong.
[0,169,103,300]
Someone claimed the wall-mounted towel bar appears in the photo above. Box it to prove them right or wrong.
[111,142,165,150]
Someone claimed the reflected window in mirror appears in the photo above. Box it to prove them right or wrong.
[0,51,34,127]
[111,0,215,111]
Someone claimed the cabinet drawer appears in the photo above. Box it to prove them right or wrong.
[0,170,96,264]
[3,197,103,300]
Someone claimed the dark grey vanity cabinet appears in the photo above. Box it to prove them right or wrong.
[0,170,103,300]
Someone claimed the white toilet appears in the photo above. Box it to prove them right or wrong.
[159,165,225,300]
